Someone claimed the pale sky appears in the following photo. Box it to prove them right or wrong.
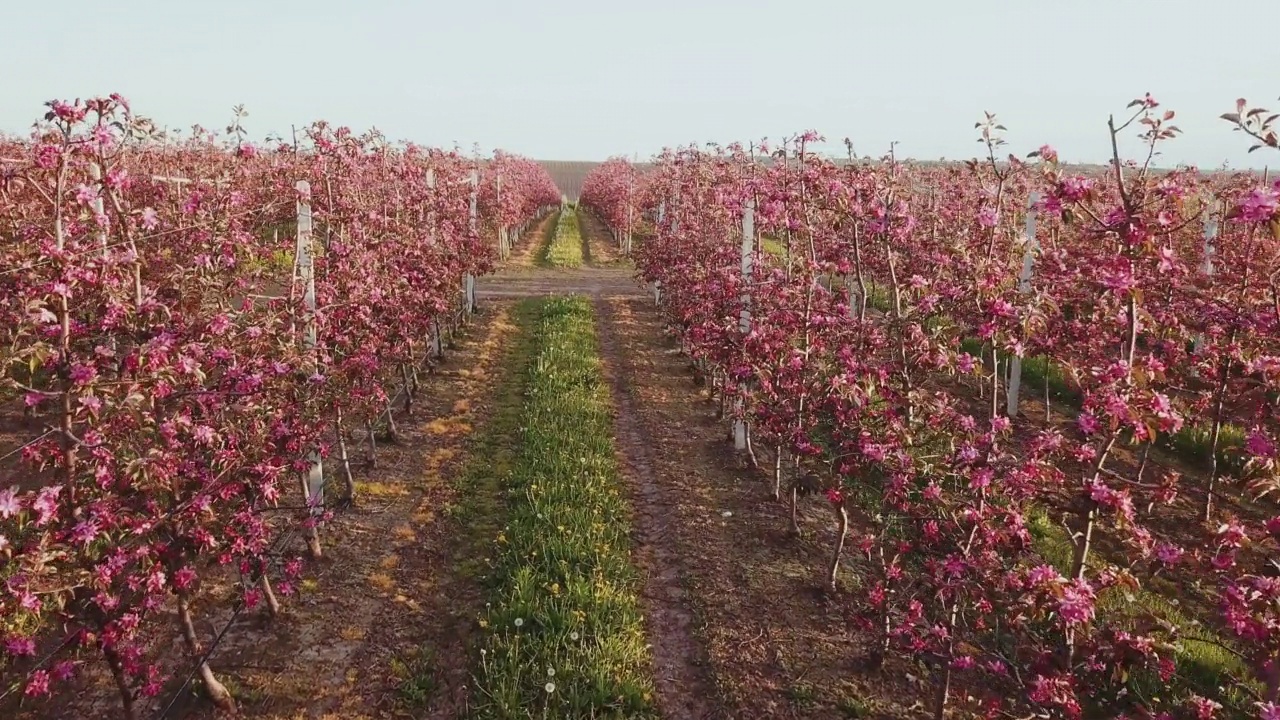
[2,0,1276,168]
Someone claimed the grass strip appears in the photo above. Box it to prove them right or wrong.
[544,208,585,268]
[471,296,656,719]
[535,209,561,266]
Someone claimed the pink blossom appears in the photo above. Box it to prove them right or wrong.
[141,207,159,230]
[1035,193,1063,217]
[174,566,197,590]
[1059,176,1094,202]
[49,100,86,122]
[0,488,21,518]
[1155,543,1183,565]
[1239,187,1279,223]
[209,314,232,335]
[1026,564,1060,587]
[74,184,99,205]
[52,661,77,682]
[24,669,50,697]
[1246,430,1276,458]
[34,144,60,168]
[32,486,62,525]
[1216,521,1248,547]
[1077,412,1099,435]
[6,636,37,656]
[71,518,100,546]
[93,125,115,147]
[16,589,40,612]
[1258,703,1280,720]
[68,363,98,385]
[1057,578,1096,626]
[1190,695,1222,719]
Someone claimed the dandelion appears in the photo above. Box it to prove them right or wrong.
[547,668,555,677]
[545,682,556,693]
[514,618,524,628]
[569,632,579,641]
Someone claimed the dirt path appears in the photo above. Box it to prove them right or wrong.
[477,220,730,719]
[172,308,521,720]
[503,210,557,270]
[572,218,915,718]
[476,213,918,719]
[594,298,720,720]
[578,211,624,266]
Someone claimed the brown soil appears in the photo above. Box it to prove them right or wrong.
[6,307,519,720]
[598,295,921,719]
[187,307,519,720]
[594,297,720,720]
[503,211,556,269]
[13,208,1119,720]
[579,211,624,267]
[560,217,917,718]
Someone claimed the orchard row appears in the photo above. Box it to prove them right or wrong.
[581,96,1280,718]
[0,95,559,716]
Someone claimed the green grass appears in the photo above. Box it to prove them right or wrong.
[1025,509,1256,714]
[470,297,656,719]
[391,646,438,709]
[534,209,560,266]
[760,235,785,257]
[543,208,585,269]
[955,336,1248,471]
[1165,421,1247,475]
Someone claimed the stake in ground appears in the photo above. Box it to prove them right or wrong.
[7,91,1280,720]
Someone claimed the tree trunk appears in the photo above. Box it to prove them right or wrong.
[334,407,355,503]
[790,483,802,536]
[402,363,415,415]
[1070,506,1096,581]
[176,592,236,714]
[933,659,952,720]
[1044,375,1051,423]
[828,504,849,589]
[258,572,281,617]
[381,404,400,443]
[745,423,759,469]
[103,645,138,720]
[773,445,784,501]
